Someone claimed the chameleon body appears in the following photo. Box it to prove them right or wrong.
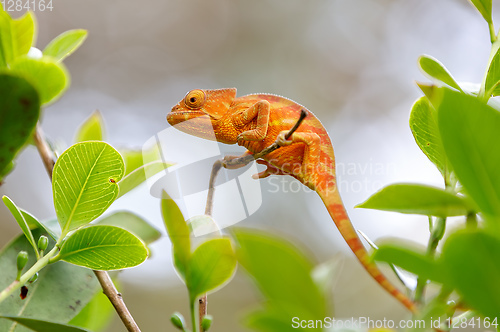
[167,88,416,312]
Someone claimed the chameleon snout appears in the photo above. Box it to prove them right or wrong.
[167,105,181,125]
[167,105,207,126]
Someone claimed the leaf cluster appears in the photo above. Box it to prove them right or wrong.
[0,7,170,331]
[0,4,87,182]
[356,0,500,325]
[162,196,237,332]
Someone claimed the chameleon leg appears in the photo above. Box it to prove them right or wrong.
[236,100,270,142]
[276,130,321,188]
[253,160,288,179]
[222,151,286,180]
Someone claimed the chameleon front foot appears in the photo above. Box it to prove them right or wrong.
[276,131,293,147]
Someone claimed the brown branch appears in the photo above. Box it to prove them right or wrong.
[33,124,142,332]
[94,270,141,331]
[199,109,307,331]
[198,295,208,331]
[33,124,55,178]
[197,160,225,329]
[204,160,222,217]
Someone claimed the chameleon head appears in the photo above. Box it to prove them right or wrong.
[167,88,237,140]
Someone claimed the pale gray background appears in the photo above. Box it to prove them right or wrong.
[0,0,491,330]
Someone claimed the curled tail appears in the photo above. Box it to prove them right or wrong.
[318,188,417,313]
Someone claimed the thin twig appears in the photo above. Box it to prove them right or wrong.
[32,124,55,178]
[94,270,141,331]
[199,109,307,330]
[204,160,223,217]
[197,161,224,329]
[33,124,142,332]
[198,295,208,331]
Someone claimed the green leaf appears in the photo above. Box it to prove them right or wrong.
[485,45,500,97]
[52,142,124,233]
[409,97,447,176]
[0,316,91,332]
[9,55,69,105]
[0,9,35,67]
[43,29,87,62]
[187,215,220,236]
[117,160,172,198]
[234,230,327,320]
[412,297,449,332]
[115,142,172,198]
[245,308,299,332]
[416,82,440,101]
[2,196,38,257]
[0,230,99,331]
[12,11,36,57]
[74,111,105,143]
[434,88,500,221]
[0,162,13,182]
[187,237,236,300]
[161,194,190,280]
[201,314,213,331]
[418,55,462,92]
[94,211,161,245]
[21,210,59,241]
[116,143,172,198]
[356,183,474,217]
[440,229,500,320]
[58,225,148,270]
[0,10,14,67]
[373,244,445,284]
[122,143,166,176]
[121,149,143,176]
[0,74,40,182]
[491,84,500,97]
[68,282,114,331]
[469,0,492,23]
[170,312,186,330]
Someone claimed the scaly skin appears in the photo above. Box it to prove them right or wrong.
[167,88,416,312]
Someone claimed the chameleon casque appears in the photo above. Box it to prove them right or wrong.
[167,88,416,312]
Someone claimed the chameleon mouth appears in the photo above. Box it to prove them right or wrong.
[167,101,211,125]
[167,109,218,141]
[167,110,206,126]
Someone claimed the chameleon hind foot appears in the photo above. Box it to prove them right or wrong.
[252,160,287,179]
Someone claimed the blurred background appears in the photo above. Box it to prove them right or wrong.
[0,0,494,330]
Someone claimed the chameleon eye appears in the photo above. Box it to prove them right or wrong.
[184,89,206,109]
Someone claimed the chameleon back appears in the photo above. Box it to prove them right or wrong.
[234,93,337,192]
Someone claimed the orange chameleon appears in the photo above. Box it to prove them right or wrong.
[167,88,416,312]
